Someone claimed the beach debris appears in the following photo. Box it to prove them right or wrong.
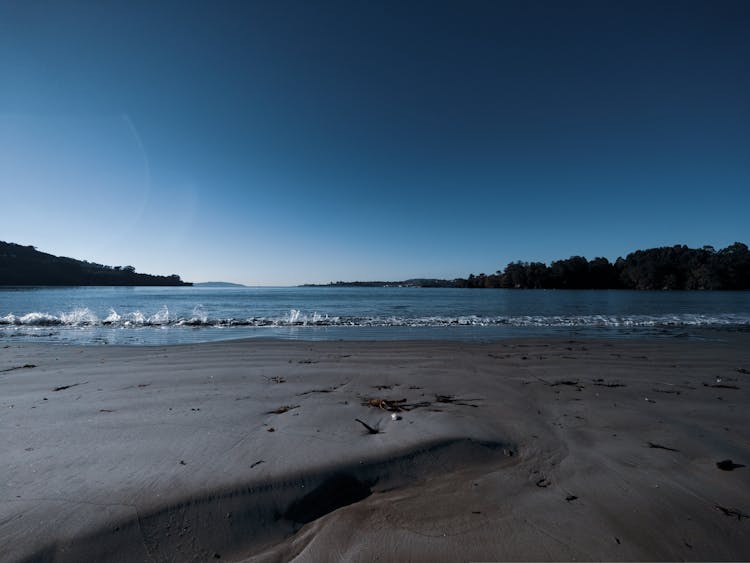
[407,401,434,409]
[250,460,264,468]
[179,460,186,465]
[647,441,680,452]
[267,404,300,415]
[737,368,749,375]
[704,382,740,390]
[615,537,621,545]
[535,478,551,488]
[487,353,510,359]
[592,378,626,388]
[652,387,681,395]
[434,394,481,407]
[52,381,87,392]
[565,495,578,502]
[435,393,456,402]
[361,393,480,412]
[373,384,395,390]
[300,387,336,395]
[0,363,36,373]
[267,427,275,432]
[264,375,286,384]
[715,505,749,520]
[298,382,347,395]
[364,398,407,411]
[716,459,745,471]
[644,397,656,403]
[354,418,380,434]
[390,413,402,421]
[547,379,585,390]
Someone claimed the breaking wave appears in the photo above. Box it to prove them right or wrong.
[1,307,748,330]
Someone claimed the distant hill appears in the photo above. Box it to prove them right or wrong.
[301,279,457,288]
[193,282,246,288]
[0,241,191,286]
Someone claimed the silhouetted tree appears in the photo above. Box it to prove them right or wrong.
[462,243,750,290]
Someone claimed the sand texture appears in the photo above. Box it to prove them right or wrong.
[1,336,749,562]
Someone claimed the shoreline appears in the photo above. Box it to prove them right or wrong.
[2,336,749,561]
[3,325,747,348]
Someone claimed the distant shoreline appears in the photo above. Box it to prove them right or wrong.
[300,279,455,288]
[303,242,750,290]
[299,282,750,291]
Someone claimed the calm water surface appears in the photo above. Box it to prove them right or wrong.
[1,286,748,345]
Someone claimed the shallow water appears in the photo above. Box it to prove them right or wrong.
[0,286,748,345]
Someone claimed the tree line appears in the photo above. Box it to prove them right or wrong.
[0,241,191,286]
[455,243,750,290]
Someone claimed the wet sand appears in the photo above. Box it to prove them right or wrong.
[1,335,749,561]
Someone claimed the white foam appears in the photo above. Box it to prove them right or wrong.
[59,307,99,326]
[104,309,121,324]
[150,305,170,325]
[1,309,749,330]
[20,312,60,325]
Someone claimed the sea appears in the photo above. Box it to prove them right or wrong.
[0,286,748,346]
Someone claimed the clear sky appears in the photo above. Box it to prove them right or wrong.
[1,1,748,285]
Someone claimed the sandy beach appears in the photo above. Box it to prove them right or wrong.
[1,335,749,562]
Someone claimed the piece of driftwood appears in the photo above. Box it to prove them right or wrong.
[647,441,680,452]
[0,364,36,373]
[354,418,380,434]
[703,382,741,390]
[716,505,749,520]
[267,405,299,415]
[52,381,87,392]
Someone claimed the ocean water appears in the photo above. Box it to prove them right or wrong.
[0,286,748,345]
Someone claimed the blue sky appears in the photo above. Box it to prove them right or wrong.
[1,1,748,285]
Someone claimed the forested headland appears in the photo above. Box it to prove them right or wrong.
[0,241,191,286]
[307,243,750,290]
[456,243,750,290]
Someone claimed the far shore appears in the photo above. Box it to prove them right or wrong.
[1,335,749,561]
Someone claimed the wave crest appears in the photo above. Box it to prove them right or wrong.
[1,308,749,329]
